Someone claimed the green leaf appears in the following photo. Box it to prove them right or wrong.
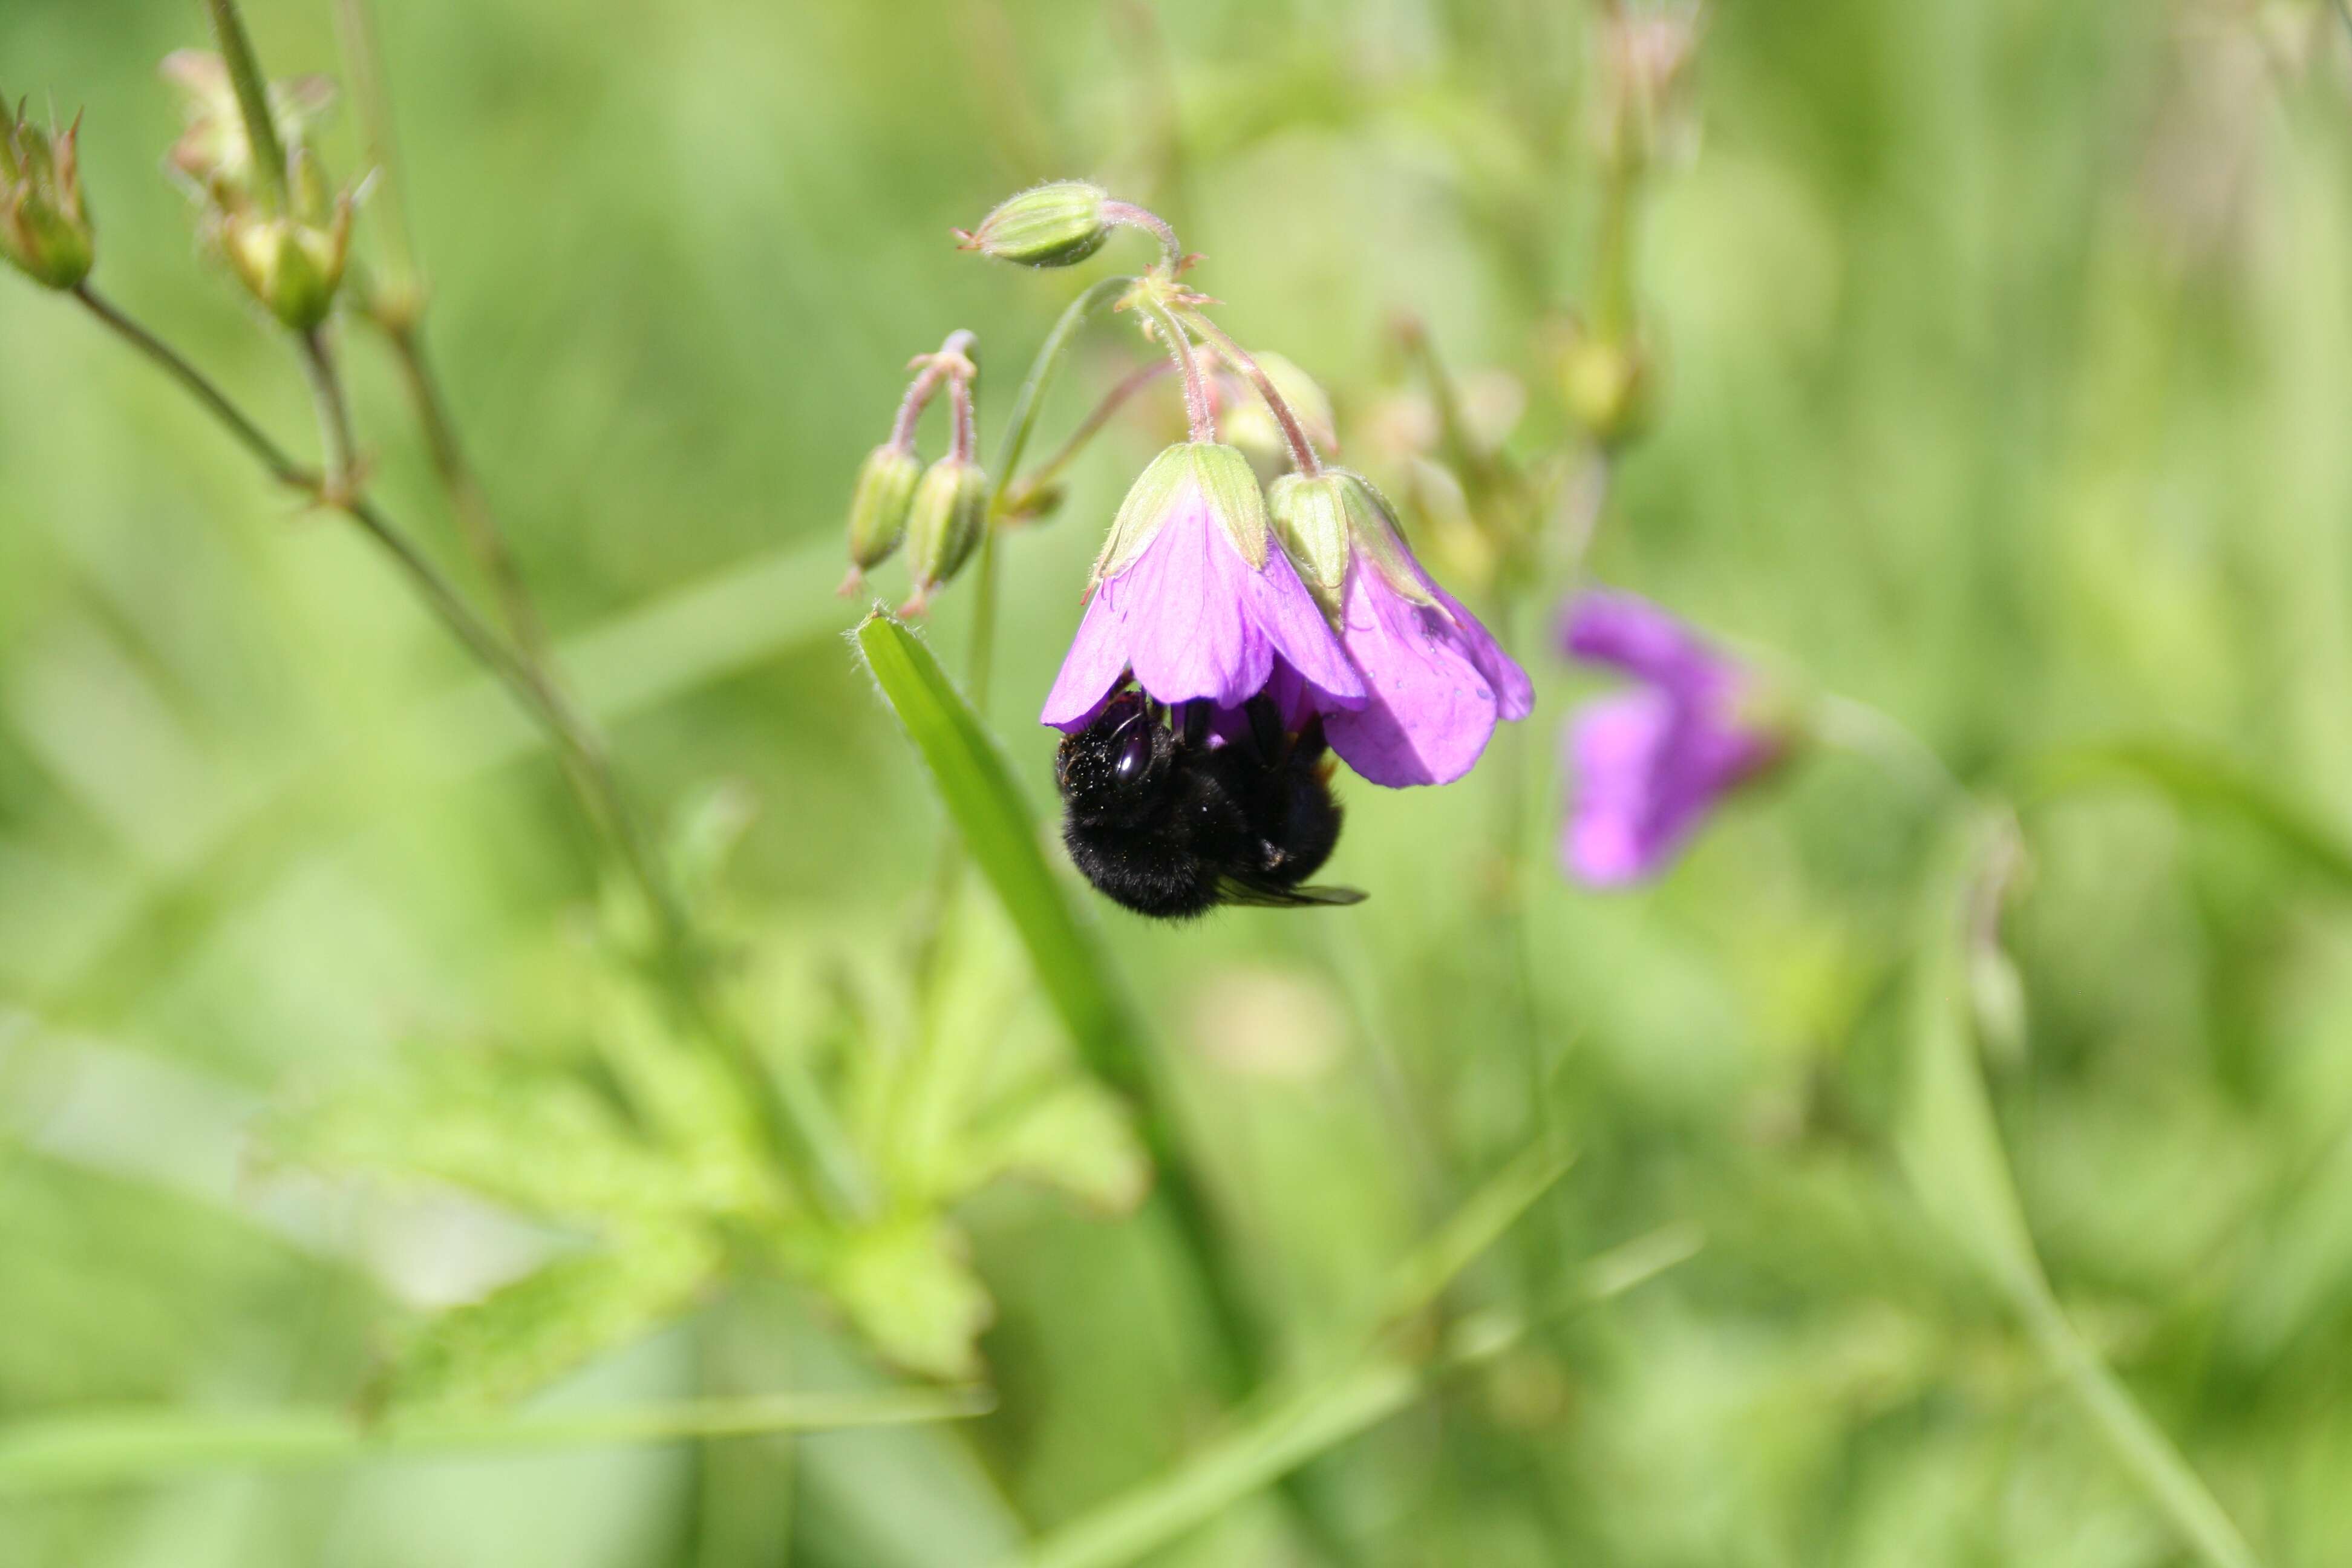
[381,1230,725,1411]
[0,1387,991,1495]
[852,613,1145,1099]
[1899,808,2263,1568]
[825,1218,994,1384]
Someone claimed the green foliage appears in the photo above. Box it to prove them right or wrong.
[8,0,2352,1564]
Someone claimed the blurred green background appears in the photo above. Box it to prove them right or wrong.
[9,0,2352,1564]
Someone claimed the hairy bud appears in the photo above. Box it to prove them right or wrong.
[0,99,95,290]
[903,457,990,607]
[845,443,923,573]
[955,181,1110,268]
[1269,469,1439,623]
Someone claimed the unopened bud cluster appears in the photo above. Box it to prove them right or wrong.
[0,96,94,290]
[164,51,359,330]
[841,333,989,614]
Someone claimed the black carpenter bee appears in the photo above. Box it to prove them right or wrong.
[1056,687,1367,919]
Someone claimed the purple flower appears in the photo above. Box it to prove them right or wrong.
[1560,591,1782,886]
[1269,470,1533,787]
[1041,443,1364,729]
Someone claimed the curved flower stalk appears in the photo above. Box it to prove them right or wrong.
[1558,590,1786,885]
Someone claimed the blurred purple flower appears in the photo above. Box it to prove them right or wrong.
[1559,590,1782,886]
[1040,451,1364,730]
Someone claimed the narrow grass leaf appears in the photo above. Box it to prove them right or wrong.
[1900,808,2262,1568]
[0,1388,992,1495]
[852,612,1142,1091]
[2025,741,2352,893]
[1008,1166,1679,1568]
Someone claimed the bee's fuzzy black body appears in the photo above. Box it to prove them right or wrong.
[1055,690,1355,920]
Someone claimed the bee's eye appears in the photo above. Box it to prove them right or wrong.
[1114,729,1152,784]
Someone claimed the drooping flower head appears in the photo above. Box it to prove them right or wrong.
[1559,590,1783,886]
[1041,442,1365,730]
[1269,469,1532,787]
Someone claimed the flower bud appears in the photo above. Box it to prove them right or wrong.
[903,456,990,604]
[845,443,922,573]
[1558,319,1651,449]
[1269,469,1438,622]
[162,51,335,201]
[162,54,358,330]
[0,99,95,290]
[955,180,1111,268]
[220,196,354,331]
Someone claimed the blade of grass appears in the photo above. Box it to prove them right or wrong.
[2022,740,2352,893]
[0,1387,991,1496]
[852,611,1140,1095]
[1009,1223,1698,1568]
[1900,808,2261,1568]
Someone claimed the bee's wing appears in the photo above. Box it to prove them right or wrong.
[1215,875,1368,909]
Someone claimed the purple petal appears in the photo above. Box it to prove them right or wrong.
[1561,690,1682,884]
[1041,585,1135,729]
[1559,590,1722,690]
[1430,583,1534,721]
[1321,568,1504,788]
[1249,546,1367,709]
[1117,492,1276,710]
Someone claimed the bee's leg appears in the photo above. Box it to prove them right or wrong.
[1243,693,1287,766]
[1180,699,1211,750]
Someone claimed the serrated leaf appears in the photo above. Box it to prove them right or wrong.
[826,1219,993,1384]
[273,1045,694,1229]
[381,1229,724,1411]
[955,1082,1150,1216]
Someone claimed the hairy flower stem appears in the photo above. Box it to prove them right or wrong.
[889,328,978,454]
[1180,309,1322,476]
[1099,198,1184,273]
[72,283,868,1221]
[203,0,289,210]
[1131,293,1212,443]
[966,275,1131,709]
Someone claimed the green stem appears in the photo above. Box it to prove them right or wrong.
[1180,309,1321,475]
[965,274,1132,708]
[1130,293,1212,445]
[385,321,551,662]
[201,0,289,211]
[332,0,421,313]
[297,328,358,496]
[1099,199,1184,273]
[73,283,312,488]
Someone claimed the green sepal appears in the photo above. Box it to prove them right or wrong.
[906,456,990,591]
[846,444,922,570]
[1093,442,1271,585]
